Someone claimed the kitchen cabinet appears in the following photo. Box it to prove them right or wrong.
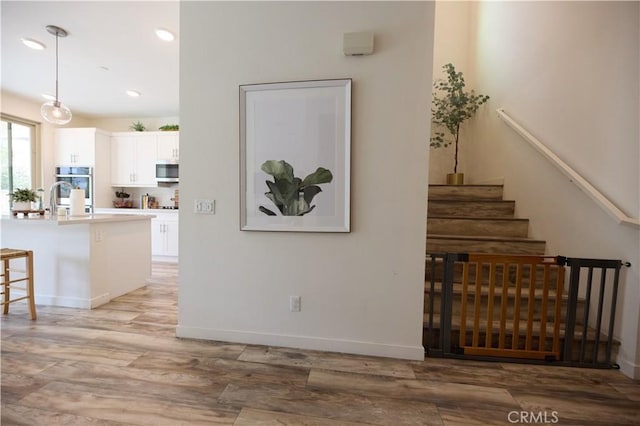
[156,132,179,161]
[111,133,157,187]
[151,214,179,257]
[54,128,100,165]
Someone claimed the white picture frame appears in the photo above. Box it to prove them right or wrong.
[240,79,351,232]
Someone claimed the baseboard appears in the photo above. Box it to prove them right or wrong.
[91,292,112,308]
[618,357,640,380]
[34,292,111,310]
[175,325,425,361]
[34,294,92,309]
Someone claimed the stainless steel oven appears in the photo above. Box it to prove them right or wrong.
[55,166,93,212]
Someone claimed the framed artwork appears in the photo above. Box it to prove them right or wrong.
[240,79,351,232]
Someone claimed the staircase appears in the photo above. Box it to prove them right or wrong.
[424,184,618,365]
[427,184,545,255]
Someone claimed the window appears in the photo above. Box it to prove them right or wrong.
[1,116,38,212]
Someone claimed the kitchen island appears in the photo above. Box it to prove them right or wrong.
[0,213,154,309]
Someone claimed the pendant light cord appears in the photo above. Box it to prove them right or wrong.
[55,31,59,103]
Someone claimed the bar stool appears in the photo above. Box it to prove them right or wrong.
[1,248,36,320]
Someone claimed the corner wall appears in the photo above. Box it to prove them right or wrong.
[178,2,434,359]
[467,1,640,378]
[429,1,476,184]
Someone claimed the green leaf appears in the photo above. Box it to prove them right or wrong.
[265,181,286,213]
[260,161,333,216]
[259,206,277,216]
[301,167,333,188]
[261,160,294,183]
[299,204,316,216]
[302,185,322,205]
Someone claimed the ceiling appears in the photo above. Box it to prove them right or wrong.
[1,1,179,118]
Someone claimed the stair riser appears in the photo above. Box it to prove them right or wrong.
[428,201,515,218]
[427,218,529,238]
[428,185,504,201]
[427,239,546,255]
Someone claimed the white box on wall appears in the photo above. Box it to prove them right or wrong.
[343,32,374,56]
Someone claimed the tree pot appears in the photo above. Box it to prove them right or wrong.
[446,173,464,185]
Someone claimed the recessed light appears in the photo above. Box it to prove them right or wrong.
[155,28,175,42]
[126,90,141,98]
[99,65,110,72]
[42,93,56,101]
[21,38,46,50]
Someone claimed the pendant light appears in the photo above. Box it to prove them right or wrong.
[41,25,72,125]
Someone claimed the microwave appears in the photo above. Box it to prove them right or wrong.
[156,160,179,183]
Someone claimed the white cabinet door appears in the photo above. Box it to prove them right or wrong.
[54,134,76,165]
[156,132,179,161]
[135,136,157,186]
[110,133,157,187]
[151,219,165,256]
[151,217,179,257]
[110,134,136,186]
[54,128,97,165]
[164,220,179,256]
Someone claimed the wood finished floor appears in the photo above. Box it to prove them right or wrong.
[2,262,639,425]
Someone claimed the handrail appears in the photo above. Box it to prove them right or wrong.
[496,108,640,229]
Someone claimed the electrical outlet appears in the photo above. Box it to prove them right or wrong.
[194,199,215,214]
[290,295,301,312]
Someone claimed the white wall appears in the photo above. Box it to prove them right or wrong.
[88,116,179,133]
[178,1,434,359]
[466,1,640,378]
[429,1,479,184]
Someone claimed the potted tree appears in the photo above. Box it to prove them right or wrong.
[430,63,490,185]
[9,188,38,211]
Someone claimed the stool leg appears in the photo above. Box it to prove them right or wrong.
[3,259,10,315]
[26,251,36,320]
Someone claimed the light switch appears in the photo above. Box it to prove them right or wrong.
[194,199,215,214]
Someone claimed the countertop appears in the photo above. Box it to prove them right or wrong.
[95,208,179,215]
[2,213,155,226]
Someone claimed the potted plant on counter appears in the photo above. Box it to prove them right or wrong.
[430,63,490,185]
[9,188,38,211]
[113,189,132,208]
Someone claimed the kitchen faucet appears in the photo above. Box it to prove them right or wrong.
[49,181,73,219]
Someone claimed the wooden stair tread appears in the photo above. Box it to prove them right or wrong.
[428,185,504,201]
[428,216,529,222]
[428,199,516,204]
[427,234,546,243]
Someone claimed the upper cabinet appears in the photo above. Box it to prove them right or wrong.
[110,133,157,187]
[54,128,100,165]
[156,132,179,161]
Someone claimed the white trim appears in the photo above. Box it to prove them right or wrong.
[618,357,640,380]
[91,292,112,308]
[497,108,640,229]
[175,325,425,361]
[34,292,111,309]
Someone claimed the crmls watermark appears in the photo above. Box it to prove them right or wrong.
[507,411,559,424]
